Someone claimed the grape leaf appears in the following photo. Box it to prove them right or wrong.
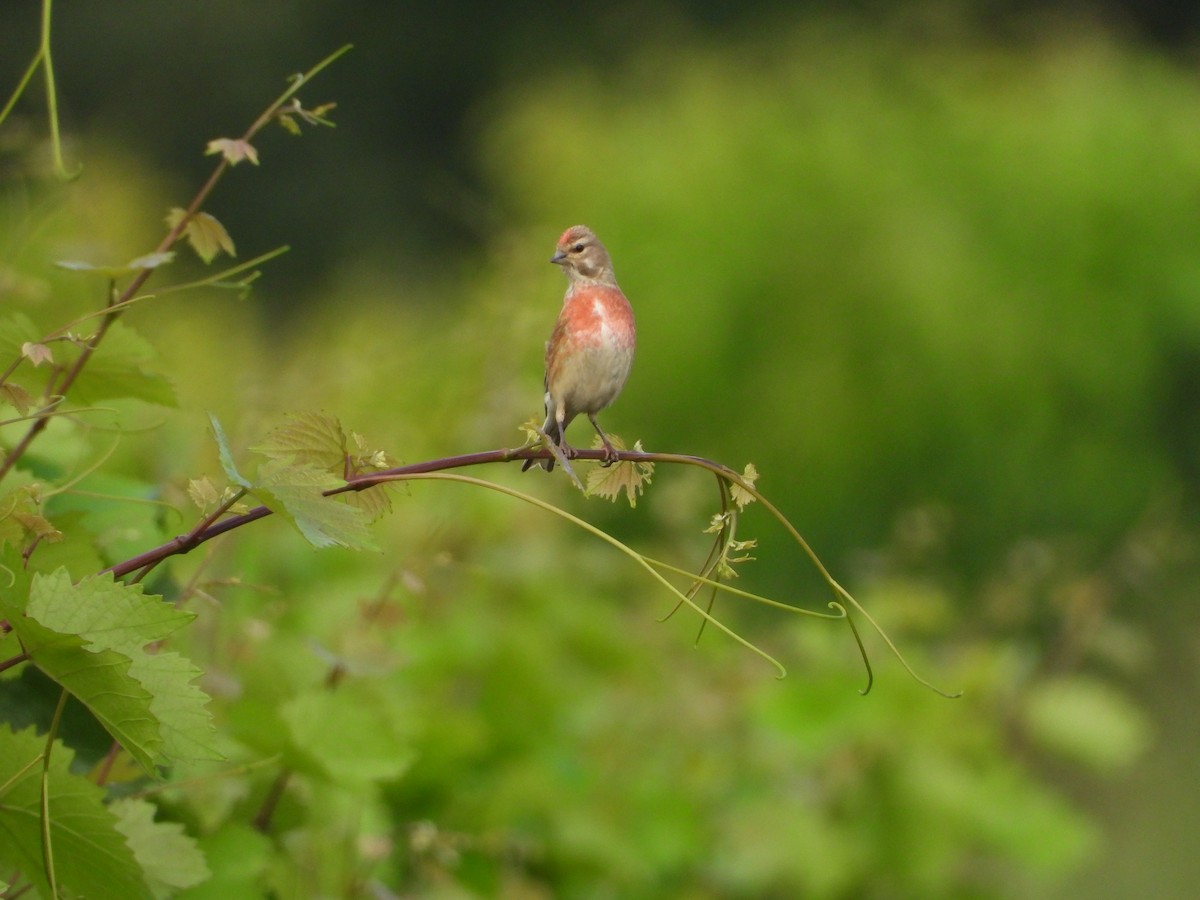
[2,568,220,770]
[27,569,220,763]
[166,208,236,263]
[253,460,377,551]
[342,479,393,522]
[55,259,139,277]
[1023,676,1150,771]
[111,797,210,897]
[730,462,759,510]
[280,681,414,786]
[205,137,260,166]
[21,341,53,366]
[186,824,271,897]
[209,413,252,488]
[0,576,162,772]
[518,417,543,445]
[277,113,302,136]
[0,483,43,545]
[585,437,654,507]
[249,413,395,522]
[53,251,174,278]
[342,430,397,520]
[126,251,177,271]
[0,312,43,361]
[68,321,177,407]
[0,725,154,900]
[0,383,34,415]
[187,476,222,512]
[251,411,347,472]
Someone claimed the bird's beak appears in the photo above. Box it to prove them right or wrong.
[550,250,567,265]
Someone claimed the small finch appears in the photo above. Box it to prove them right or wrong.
[523,225,636,472]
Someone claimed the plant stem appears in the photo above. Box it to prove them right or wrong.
[0,46,351,481]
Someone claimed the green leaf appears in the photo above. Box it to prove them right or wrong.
[300,101,338,126]
[55,259,139,277]
[187,476,222,512]
[275,98,338,133]
[209,413,252,488]
[111,797,210,897]
[0,563,219,772]
[253,461,377,551]
[1023,676,1151,772]
[280,681,414,786]
[342,478,393,522]
[277,113,302,136]
[176,824,271,900]
[52,251,174,277]
[68,321,177,407]
[43,471,173,566]
[126,251,177,271]
[0,571,162,772]
[250,411,347,472]
[166,208,236,264]
[130,649,221,762]
[0,315,60,410]
[730,462,759,509]
[903,747,1097,873]
[0,312,43,361]
[585,436,653,507]
[27,570,220,764]
[343,430,395,521]
[0,725,153,900]
[0,382,35,415]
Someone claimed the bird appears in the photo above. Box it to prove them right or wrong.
[523,225,636,472]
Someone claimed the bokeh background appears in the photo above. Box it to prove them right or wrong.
[3,1,1199,896]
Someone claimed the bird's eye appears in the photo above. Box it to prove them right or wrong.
[572,243,585,253]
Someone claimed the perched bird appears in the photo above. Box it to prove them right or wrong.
[523,225,636,472]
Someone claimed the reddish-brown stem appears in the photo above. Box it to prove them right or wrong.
[130,489,248,585]
[0,355,23,388]
[103,446,682,579]
[252,768,292,833]
[93,741,121,788]
[0,651,30,674]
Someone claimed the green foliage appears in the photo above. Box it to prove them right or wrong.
[0,725,154,899]
[165,209,236,265]
[255,459,377,551]
[0,8,1175,899]
[1023,675,1150,772]
[213,410,386,550]
[0,18,357,894]
[0,560,219,771]
[111,797,210,897]
[67,321,178,407]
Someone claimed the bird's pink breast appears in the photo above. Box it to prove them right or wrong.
[546,284,635,416]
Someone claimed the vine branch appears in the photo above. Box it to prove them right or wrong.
[98,442,960,697]
[0,43,351,481]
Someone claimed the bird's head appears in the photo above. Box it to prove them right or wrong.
[551,225,615,283]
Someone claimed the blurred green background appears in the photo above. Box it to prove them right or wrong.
[3,1,1199,897]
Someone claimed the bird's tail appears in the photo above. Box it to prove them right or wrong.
[522,415,561,472]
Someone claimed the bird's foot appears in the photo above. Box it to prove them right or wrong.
[598,437,619,467]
